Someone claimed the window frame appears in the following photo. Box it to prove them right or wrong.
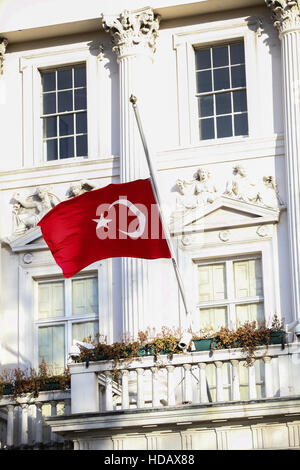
[19,43,101,167]
[196,254,264,330]
[34,273,99,372]
[173,18,259,147]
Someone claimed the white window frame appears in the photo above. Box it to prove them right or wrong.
[19,43,101,167]
[34,273,99,371]
[195,254,264,330]
[173,18,259,147]
[18,260,112,372]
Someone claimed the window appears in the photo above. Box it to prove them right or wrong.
[195,42,248,140]
[197,256,264,330]
[36,275,98,373]
[41,64,88,161]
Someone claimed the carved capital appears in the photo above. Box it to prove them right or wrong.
[0,38,8,75]
[265,0,300,37]
[102,8,160,59]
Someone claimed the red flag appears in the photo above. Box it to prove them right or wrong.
[38,179,171,278]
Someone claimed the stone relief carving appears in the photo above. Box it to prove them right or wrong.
[175,164,283,210]
[101,8,160,57]
[67,179,97,198]
[265,0,300,37]
[0,38,8,75]
[11,186,60,235]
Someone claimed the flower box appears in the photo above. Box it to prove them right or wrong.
[270,330,286,345]
[3,384,13,395]
[192,338,214,351]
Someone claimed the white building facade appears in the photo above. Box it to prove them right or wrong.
[0,0,300,450]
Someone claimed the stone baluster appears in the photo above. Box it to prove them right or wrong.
[166,366,176,406]
[35,402,43,445]
[6,405,15,447]
[20,403,29,446]
[121,370,130,409]
[183,364,193,404]
[230,360,241,401]
[136,368,145,409]
[50,401,57,442]
[248,362,257,400]
[104,371,113,411]
[198,363,209,403]
[263,356,273,398]
[151,367,160,407]
[215,362,224,402]
[64,398,71,415]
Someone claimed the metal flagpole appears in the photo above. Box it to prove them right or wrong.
[130,94,192,332]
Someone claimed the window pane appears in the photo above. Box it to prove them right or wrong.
[38,281,64,319]
[42,72,56,92]
[234,113,248,136]
[198,95,214,118]
[199,118,214,140]
[198,264,226,301]
[212,46,228,67]
[216,92,231,115]
[58,91,73,113]
[76,112,87,133]
[195,49,211,70]
[230,43,245,64]
[74,66,86,87]
[59,114,74,136]
[72,322,99,342]
[74,88,87,110]
[43,93,56,115]
[197,70,212,93]
[76,135,87,156]
[213,67,230,90]
[44,116,57,138]
[72,278,98,315]
[60,137,74,158]
[46,139,58,161]
[233,90,247,112]
[231,65,246,88]
[234,259,263,298]
[217,115,232,138]
[38,325,65,375]
[235,303,264,326]
[200,306,228,330]
[57,69,72,90]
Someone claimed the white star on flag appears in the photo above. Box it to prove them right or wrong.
[92,214,112,230]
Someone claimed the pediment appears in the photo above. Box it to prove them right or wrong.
[2,226,47,252]
[170,196,281,235]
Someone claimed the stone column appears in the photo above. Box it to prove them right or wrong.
[102,8,160,338]
[266,1,300,323]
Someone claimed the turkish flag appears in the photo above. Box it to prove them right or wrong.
[38,179,171,278]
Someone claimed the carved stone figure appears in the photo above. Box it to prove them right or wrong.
[260,176,284,207]
[195,168,218,205]
[0,38,8,75]
[68,180,97,198]
[102,8,160,58]
[225,165,261,203]
[176,179,198,209]
[12,186,60,235]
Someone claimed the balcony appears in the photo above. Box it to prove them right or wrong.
[1,342,300,449]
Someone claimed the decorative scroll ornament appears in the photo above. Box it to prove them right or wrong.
[265,0,300,37]
[101,8,160,58]
[11,186,60,235]
[0,38,8,75]
[68,179,97,198]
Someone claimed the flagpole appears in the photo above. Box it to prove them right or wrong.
[130,94,192,331]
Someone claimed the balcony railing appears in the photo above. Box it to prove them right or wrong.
[0,390,71,449]
[70,342,300,414]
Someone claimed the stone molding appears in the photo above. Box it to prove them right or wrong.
[265,0,300,37]
[101,7,160,60]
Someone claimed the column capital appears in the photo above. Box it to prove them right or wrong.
[0,38,8,75]
[265,0,300,37]
[101,7,160,61]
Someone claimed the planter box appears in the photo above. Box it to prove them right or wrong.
[270,330,286,345]
[3,384,13,395]
[192,338,214,351]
